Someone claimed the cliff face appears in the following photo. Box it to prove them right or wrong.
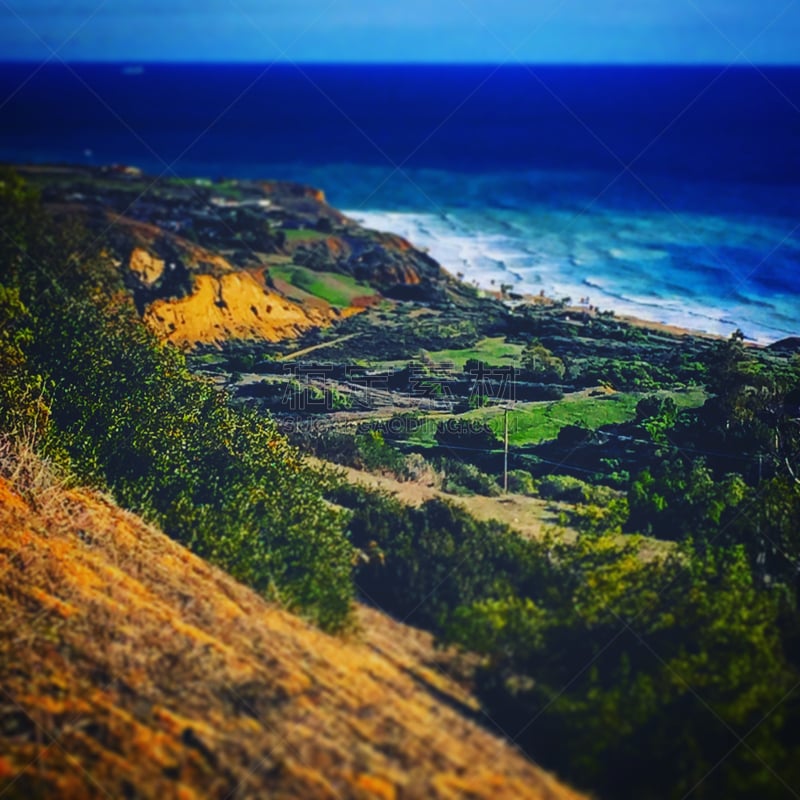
[24,165,470,349]
[0,464,583,800]
[128,246,165,286]
[144,269,332,346]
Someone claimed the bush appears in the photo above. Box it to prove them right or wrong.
[435,456,501,496]
[627,458,748,542]
[445,542,797,799]
[579,357,672,391]
[357,430,407,475]
[506,468,536,495]
[521,339,566,381]
[299,430,360,466]
[403,452,440,486]
[537,473,617,506]
[331,484,528,629]
[30,300,355,630]
[562,497,629,535]
[0,286,47,436]
[635,394,678,443]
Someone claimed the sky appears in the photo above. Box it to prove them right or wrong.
[1,0,799,64]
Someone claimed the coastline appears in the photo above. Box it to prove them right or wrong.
[615,312,727,341]
[5,160,792,347]
[345,207,798,346]
[498,291,730,342]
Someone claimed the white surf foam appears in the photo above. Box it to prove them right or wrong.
[343,206,798,344]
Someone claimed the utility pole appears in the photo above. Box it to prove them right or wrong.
[503,405,509,494]
[757,453,764,584]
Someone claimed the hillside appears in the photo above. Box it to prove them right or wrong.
[17,164,479,348]
[3,163,799,799]
[0,450,582,800]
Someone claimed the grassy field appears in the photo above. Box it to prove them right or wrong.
[166,177,245,199]
[467,388,706,446]
[398,388,706,449]
[282,228,331,242]
[269,265,376,307]
[422,336,524,369]
[397,395,635,450]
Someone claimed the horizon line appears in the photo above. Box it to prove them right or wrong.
[2,58,799,69]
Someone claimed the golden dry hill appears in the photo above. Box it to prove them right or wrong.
[0,455,583,800]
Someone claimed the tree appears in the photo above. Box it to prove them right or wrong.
[635,394,678,444]
[446,539,797,799]
[0,285,47,435]
[521,338,565,380]
[696,333,800,484]
[627,457,747,542]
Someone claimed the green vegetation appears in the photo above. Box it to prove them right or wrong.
[333,481,800,799]
[356,429,408,475]
[537,472,618,505]
[4,167,800,800]
[325,314,800,798]
[521,338,565,380]
[269,264,375,307]
[434,456,501,497]
[577,355,678,390]
[505,468,536,495]
[457,388,705,447]
[466,393,640,446]
[211,179,247,199]
[446,541,795,799]
[0,170,354,630]
[403,417,440,447]
[166,176,212,188]
[282,227,330,242]
[333,485,526,629]
[421,336,523,369]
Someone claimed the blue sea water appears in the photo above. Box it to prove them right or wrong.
[1,63,799,341]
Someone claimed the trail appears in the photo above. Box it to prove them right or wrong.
[315,458,569,541]
[317,459,674,559]
[278,332,359,361]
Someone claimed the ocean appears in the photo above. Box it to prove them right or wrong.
[1,62,799,342]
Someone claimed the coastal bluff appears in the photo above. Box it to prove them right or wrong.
[19,164,473,348]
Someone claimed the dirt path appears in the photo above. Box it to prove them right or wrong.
[278,332,359,361]
[315,458,570,541]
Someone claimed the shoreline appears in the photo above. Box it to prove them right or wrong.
[345,208,796,347]
[495,291,731,343]
[6,162,792,347]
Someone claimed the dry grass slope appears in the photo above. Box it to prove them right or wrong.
[0,447,583,800]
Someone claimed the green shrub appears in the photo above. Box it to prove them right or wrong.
[580,357,672,390]
[30,299,355,630]
[445,542,797,799]
[627,458,748,542]
[435,456,501,496]
[521,339,566,381]
[562,497,629,535]
[537,473,617,505]
[357,430,407,475]
[506,468,536,495]
[331,484,528,629]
